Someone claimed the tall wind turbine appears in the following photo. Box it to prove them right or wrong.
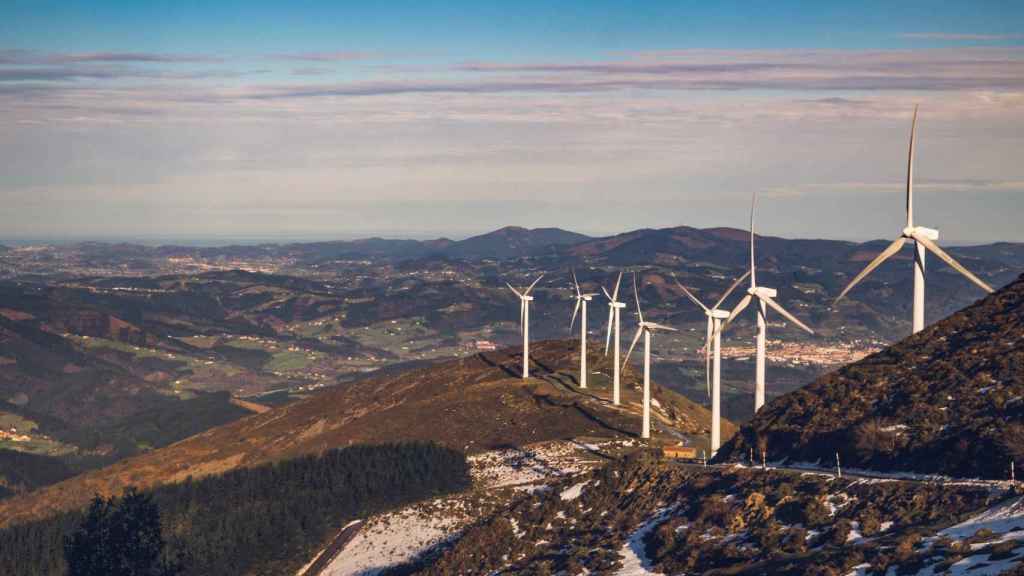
[569,270,597,389]
[672,270,749,455]
[721,191,815,413]
[623,273,677,439]
[601,272,625,405]
[507,274,544,379]
[833,106,994,333]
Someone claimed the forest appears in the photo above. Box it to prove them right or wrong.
[0,442,470,576]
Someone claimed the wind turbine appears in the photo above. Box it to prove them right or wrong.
[672,270,749,456]
[720,191,815,414]
[506,274,544,379]
[623,273,677,440]
[833,106,994,333]
[569,270,597,389]
[601,271,626,405]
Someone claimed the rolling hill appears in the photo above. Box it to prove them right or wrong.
[0,339,726,528]
[715,273,1024,479]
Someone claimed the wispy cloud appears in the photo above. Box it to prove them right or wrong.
[271,51,373,62]
[0,49,223,64]
[900,33,1023,41]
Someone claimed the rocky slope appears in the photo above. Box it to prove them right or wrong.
[715,273,1024,479]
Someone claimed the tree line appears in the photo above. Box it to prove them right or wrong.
[0,442,471,576]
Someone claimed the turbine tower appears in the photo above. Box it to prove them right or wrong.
[506,274,544,379]
[623,273,677,439]
[672,270,749,455]
[721,191,815,413]
[569,270,597,389]
[601,271,625,405]
[834,106,994,333]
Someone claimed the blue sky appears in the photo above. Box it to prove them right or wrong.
[2,1,1023,242]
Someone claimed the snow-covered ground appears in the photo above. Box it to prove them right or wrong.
[843,495,1024,576]
[318,496,468,576]
[615,507,677,576]
[311,439,616,576]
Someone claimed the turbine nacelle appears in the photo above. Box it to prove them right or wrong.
[749,286,777,299]
[708,309,730,320]
[902,226,939,240]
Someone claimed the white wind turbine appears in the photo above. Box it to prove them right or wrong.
[623,273,677,440]
[834,106,994,333]
[506,274,544,379]
[720,191,815,414]
[569,270,597,389]
[672,270,749,456]
[601,271,626,405]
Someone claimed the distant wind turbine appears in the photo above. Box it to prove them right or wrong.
[673,270,749,456]
[506,274,544,379]
[623,272,677,439]
[601,271,626,405]
[569,270,597,389]
[833,106,993,334]
[720,191,815,414]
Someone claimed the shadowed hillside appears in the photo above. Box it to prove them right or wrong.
[715,273,1024,479]
[0,339,725,528]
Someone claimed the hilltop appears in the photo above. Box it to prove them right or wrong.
[0,339,725,527]
[715,273,1024,479]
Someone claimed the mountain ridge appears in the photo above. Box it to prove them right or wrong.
[715,273,1024,479]
[0,339,724,528]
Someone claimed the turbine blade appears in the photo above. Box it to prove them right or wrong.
[750,190,758,287]
[572,269,581,298]
[725,294,753,329]
[622,327,643,372]
[647,322,678,332]
[913,233,994,294]
[907,105,918,228]
[601,285,613,301]
[570,298,581,332]
[833,236,906,304]
[671,273,708,312]
[604,307,614,355]
[761,295,815,334]
[705,318,712,398]
[633,272,644,324]
[612,271,623,301]
[506,282,523,298]
[713,270,751,310]
[525,274,544,296]
[520,300,525,332]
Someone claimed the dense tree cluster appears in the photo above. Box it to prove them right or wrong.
[0,442,470,576]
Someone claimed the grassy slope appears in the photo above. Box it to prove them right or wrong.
[0,339,726,528]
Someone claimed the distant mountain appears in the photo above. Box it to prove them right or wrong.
[715,273,1024,479]
[0,339,724,527]
[444,226,591,259]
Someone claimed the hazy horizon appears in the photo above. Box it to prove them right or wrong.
[3,1,1023,243]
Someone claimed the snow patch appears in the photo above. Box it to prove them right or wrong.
[615,507,676,576]
[561,481,587,501]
